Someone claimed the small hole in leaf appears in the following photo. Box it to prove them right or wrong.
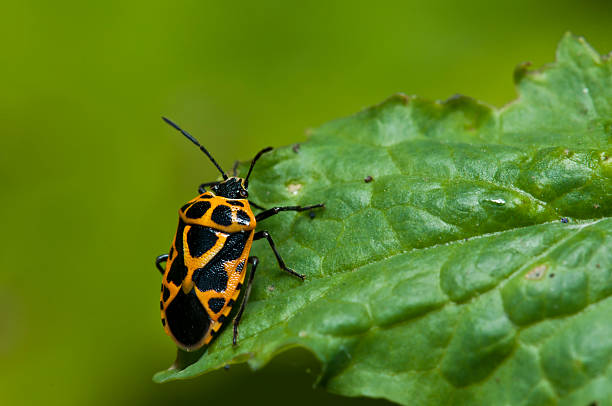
[287,183,302,195]
[525,265,547,280]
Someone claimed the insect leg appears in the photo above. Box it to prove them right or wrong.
[253,230,305,280]
[248,201,266,210]
[155,254,169,274]
[198,181,219,194]
[233,256,259,346]
[255,203,324,222]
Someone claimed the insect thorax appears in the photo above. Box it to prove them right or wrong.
[211,177,248,199]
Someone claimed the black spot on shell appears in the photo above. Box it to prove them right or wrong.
[211,205,233,226]
[161,318,166,326]
[221,232,250,261]
[226,200,244,207]
[186,225,218,258]
[165,288,210,347]
[218,315,228,324]
[208,298,226,313]
[180,203,192,212]
[235,260,245,274]
[166,254,187,286]
[186,200,211,219]
[162,285,170,301]
[193,261,228,293]
[173,219,186,254]
[227,299,235,307]
[166,220,187,286]
[236,210,251,226]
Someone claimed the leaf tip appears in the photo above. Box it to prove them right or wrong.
[513,61,533,84]
[556,32,602,65]
[373,93,412,110]
[152,367,176,384]
[389,92,411,105]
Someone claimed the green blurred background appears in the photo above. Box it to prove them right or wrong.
[2,1,611,405]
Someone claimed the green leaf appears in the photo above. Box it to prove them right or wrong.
[154,34,612,405]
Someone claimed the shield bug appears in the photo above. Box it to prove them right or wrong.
[156,118,324,351]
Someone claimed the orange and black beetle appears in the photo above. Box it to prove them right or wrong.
[156,117,323,351]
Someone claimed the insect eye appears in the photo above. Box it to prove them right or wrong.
[240,190,248,197]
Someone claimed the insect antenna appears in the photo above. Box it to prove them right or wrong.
[162,117,228,180]
[245,147,273,183]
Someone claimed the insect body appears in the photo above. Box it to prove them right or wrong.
[156,118,323,351]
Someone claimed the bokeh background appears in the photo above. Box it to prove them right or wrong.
[2,1,611,405]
